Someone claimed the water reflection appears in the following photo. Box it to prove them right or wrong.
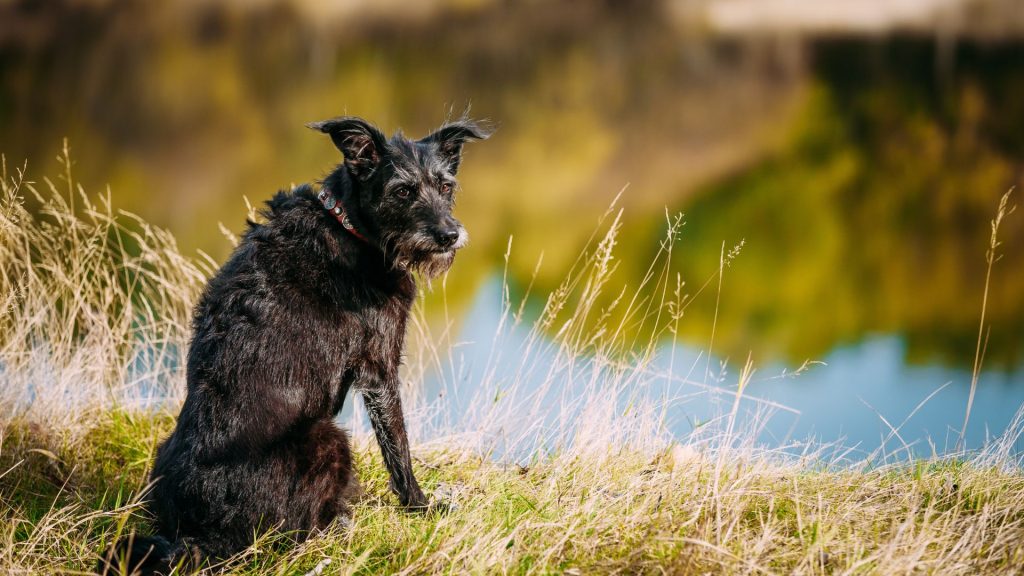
[413,278,1024,459]
[1,1,1021,374]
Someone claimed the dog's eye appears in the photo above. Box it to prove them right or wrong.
[440,183,452,195]
[396,187,411,199]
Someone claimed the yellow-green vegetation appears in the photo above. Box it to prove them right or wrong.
[5,2,1024,371]
[4,410,1024,575]
[2,156,1024,575]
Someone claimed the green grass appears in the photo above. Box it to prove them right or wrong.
[3,410,1024,574]
[2,151,1024,574]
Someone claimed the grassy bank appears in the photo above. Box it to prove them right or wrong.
[4,410,1024,574]
[2,153,1024,574]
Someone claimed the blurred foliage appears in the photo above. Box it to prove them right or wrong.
[0,1,1021,369]
[597,39,1024,368]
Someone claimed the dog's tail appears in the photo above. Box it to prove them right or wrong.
[95,533,182,576]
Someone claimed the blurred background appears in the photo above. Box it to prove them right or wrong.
[2,0,1023,454]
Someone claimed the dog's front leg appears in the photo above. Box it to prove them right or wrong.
[362,379,428,510]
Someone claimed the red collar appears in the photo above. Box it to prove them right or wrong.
[317,188,368,243]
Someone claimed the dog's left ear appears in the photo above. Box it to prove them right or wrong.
[307,116,389,181]
[419,119,492,175]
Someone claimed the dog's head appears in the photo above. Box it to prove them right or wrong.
[309,116,490,278]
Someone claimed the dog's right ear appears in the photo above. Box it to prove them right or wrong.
[419,118,492,175]
[307,117,388,181]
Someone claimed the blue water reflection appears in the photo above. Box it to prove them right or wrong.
[418,278,1024,460]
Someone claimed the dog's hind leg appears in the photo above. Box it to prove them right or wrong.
[139,420,356,569]
[292,419,357,533]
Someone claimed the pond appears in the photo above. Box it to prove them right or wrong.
[385,276,1024,459]
[3,1,1023,457]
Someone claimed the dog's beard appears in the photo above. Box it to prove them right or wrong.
[406,250,456,279]
[388,231,464,279]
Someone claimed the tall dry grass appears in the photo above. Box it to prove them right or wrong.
[0,152,1023,574]
[0,145,210,428]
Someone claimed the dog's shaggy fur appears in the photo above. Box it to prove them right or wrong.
[97,116,489,575]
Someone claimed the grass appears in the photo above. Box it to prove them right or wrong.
[2,149,1024,574]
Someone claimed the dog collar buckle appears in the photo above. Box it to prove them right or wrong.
[318,188,367,243]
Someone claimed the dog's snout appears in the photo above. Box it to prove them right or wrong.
[434,225,460,248]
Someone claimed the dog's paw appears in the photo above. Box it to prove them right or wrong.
[400,487,430,511]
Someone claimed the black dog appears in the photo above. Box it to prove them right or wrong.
[98,116,489,574]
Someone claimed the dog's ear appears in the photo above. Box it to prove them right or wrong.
[307,117,388,181]
[419,119,492,175]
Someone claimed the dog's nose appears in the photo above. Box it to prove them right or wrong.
[434,226,460,248]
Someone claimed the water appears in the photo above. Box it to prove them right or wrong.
[733,338,1024,458]
[413,278,1024,459]
[3,1,1024,457]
